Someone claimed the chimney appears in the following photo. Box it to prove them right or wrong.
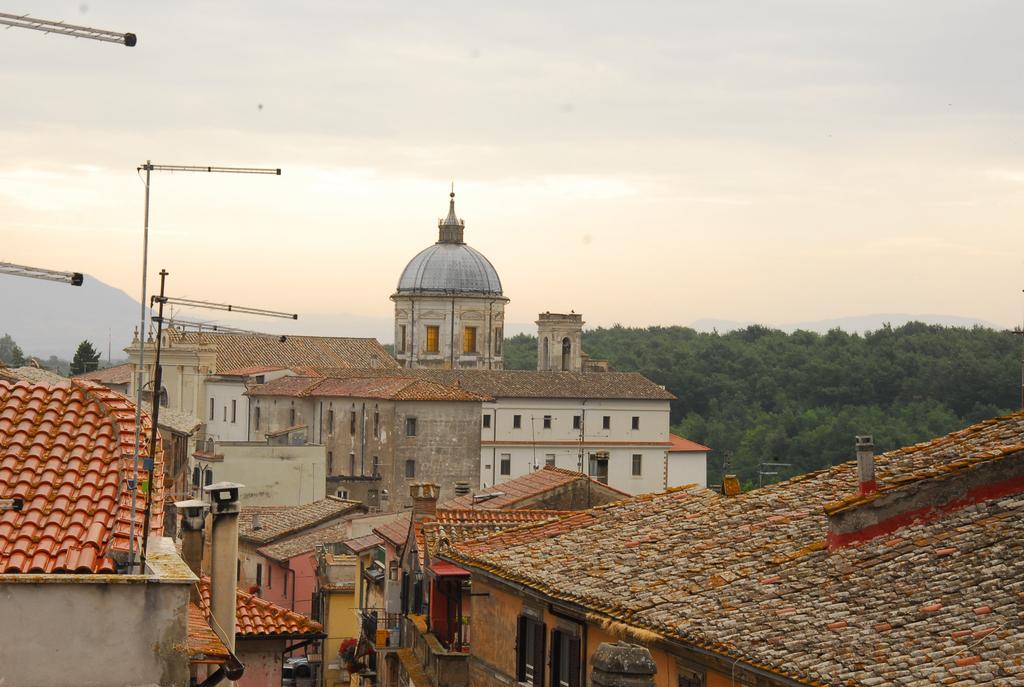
[251,512,262,531]
[454,481,471,496]
[175,498,208,604]
[856,435,876,495]
[590,642,657,687]
[409,482,440,521]
[205,481,244,652]
[722,474,741,497]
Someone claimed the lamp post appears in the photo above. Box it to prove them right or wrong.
[128,161,280,572]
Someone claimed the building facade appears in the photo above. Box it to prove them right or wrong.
[391,192,509,370]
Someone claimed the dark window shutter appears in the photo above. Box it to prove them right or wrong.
[550,630,562,687]
[568,637,581,687]
[516,616,528,681]
[534,623,546,687]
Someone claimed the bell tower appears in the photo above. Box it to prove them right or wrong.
[536,312,583,372]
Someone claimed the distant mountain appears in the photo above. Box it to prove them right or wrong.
[0,273,140,361]
[690,313,1002,335]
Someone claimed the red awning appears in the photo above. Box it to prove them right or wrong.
[429,561,471,577]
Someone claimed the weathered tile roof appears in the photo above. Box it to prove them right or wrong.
[420,510,569,563]
[247,375,489,402]
[257,520,357,563]
[75,363,133,386]
[187,602,230,662]
[343,532,383,553]
[668,433,710,452]
[447,412,1024,686]
[238,497,365,545]
[441,465,630,510]
[212,364,291,377]
[311,368,675,401]
[0,379,163,573]
[170,330,398,371]
[199,577,324,638]
[156,405,202,436]
[0,365,68,385]
[373,512,412,547]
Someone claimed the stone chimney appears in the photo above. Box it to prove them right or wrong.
[410,482,440,521]
[175,498,208,604]
[205,481,243,653]
[856,435,876,495]
[591,642,657,687]
[722,474,741,497]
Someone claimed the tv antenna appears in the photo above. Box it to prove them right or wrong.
[758,460,792,488]
[0,261,83,286]
[0,11,136,46]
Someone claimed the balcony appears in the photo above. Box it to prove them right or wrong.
[359,609,403,650]
[400,614,469,687]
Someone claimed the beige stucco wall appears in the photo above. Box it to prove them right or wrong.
[0,576,192,687]
[213,442,327,506]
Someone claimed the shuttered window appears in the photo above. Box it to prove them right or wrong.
[426,325,440,353]
[551,630,581,687]
[516,616,546,687]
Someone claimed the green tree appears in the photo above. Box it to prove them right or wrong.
[70,340,101,375]
[0,334,25,366]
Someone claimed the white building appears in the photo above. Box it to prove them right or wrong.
[203,365,298,442]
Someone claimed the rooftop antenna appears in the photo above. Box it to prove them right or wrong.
[162,317,289,340]
[0,11,136,46]
[0,261,83,286]
[138,270,299,563]
[127,161,280,572]
[758,460,792,488]
[1014,288,1024,410]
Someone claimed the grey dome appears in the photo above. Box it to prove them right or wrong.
[395,192,504,296]
[397,242,504,296]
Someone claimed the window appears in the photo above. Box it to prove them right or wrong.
[267,564,272,589]
[602,415,611,430]
[336,489,349,499]
[405,459,416,478]
[256,562,263,587]
[399,324,407,354]
[500,454,511,476]
[561,337,572,371]
[676,663,706,687]
[223,406,227,422]
[513,414,522,429]
[236,559,240,581]
[545,453,556,467]
[372,456,381,476]
[482,413,491,429]
[373,408,380,437]
[349,452,356,476]
[551,629,581,687]
[328,409,335,432]
[350,409,356,435]
[231,400,237,424]
[255,375,265,384]
[495,327,503,354]
[632,454,643,476]
[289,408,296,426]
[572,415,581,430]
[463,326,477,354]
[516,616,546,687]
[543,415,552,429]
[209,398,214,420]
[254,406,261,429]
[328,451,334,473]
[406,417,417,436]
[426,325,440,353]
[589,454,609,484]
[632,416,640,430]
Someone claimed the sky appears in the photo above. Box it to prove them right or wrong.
[2,0,1023,340]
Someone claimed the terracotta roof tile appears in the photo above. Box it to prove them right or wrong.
[441,465,630,510]
[0,379,163,573]
[373,512,412,547]
[668,433,710,452]
[247,376,488,402]
[199,577,323,638]
[447,411,1024,686]
[169,330,397,371]
[257,521,359,562]
[187,602,230,662]
[238,497,365,545]
[75,363,134,386]
[343,532,383,553]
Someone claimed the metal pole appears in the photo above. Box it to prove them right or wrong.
[141,269,168,563]
[128,161,151,572]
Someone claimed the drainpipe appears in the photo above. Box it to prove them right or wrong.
[205,481,244,653]
[176,498,208,604]
[450,298,456,369]
[360,403,366,476]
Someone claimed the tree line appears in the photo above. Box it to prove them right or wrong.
[504,323,1022,487]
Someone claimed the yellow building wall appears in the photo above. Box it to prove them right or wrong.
[324,590,359,687]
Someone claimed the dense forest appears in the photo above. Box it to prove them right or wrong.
[504,324,1023,488]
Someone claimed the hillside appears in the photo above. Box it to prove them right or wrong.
[505,324,1022,487]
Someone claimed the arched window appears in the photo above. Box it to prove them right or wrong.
[159,386,168,407]
[542,337,549,369]
[561,337,571,371]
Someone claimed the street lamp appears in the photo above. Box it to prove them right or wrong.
[128,161,280,571]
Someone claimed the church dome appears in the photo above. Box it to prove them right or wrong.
[395,193,504,297]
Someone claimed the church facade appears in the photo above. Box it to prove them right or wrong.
[391,192,509,370]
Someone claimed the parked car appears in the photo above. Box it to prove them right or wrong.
[282,657,313,687]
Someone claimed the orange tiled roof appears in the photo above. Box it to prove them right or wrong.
[373,512,412,547]
[247,375,489,402]
[239,497,365,545]
[187,602,230,662]
[343,532,383,553]
[257,520,357,563]
[441,465,630,510]
[199,577,323,638]
[75,363,134,386]
[212,365,291,377]
[169,330,398,371]
[0,379,163,573]
[447,411,1024,686]
[420,509,569,564]
[668,433,710,452]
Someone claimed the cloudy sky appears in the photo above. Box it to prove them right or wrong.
[2,1,1023,338]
